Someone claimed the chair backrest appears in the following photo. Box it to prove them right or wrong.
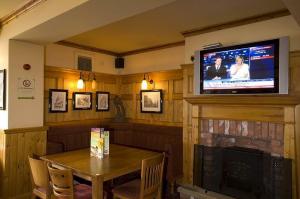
[47,163,74,199]
[140,153,165,199]
[28,156,50,190]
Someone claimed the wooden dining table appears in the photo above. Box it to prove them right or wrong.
[41,144,160,199]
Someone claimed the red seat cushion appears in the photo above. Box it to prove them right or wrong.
[57,184,92,199]
[112,179,141,199]
[74,184,92,199]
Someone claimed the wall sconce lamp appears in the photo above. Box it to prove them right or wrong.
[77,73,84,89]
[77,72,97,90]
[141,73,154,90]
[91,75,96,90]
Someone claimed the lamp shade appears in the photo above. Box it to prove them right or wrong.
[77,79,84,89]
[141,79,148,90]
[92,79,96,90]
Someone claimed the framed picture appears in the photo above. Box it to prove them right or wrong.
[0,69,6,110]
[49,89,68,113]
[140,89,163,113]
[73,92,92,110]
[96,92,109,111]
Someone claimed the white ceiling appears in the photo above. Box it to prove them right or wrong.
[0,0,289,54]
[65,0,287,53]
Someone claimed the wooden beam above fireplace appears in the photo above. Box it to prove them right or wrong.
[184,95,300,106]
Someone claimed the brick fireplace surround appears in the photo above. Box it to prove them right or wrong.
[200,119,284,157]
[182,95,300,199]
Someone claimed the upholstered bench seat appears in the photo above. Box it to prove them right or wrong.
[47,122,183,184]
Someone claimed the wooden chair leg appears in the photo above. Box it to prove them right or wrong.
[169,181,175,194]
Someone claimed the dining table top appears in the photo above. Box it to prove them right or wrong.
[41,144,160,181]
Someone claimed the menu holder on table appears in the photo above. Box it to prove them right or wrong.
[90,128,103,159]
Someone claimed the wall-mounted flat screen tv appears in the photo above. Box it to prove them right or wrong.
[194,37,289,95]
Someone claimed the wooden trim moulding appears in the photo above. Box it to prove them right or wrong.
[57,40,185,57]
[56,41,118,56]
[181,64,193,69]
[45,65,118,78]
[4,126,48,134]
[181,9,290,37]
[45,119,112,127]
[184,95,300,106]
[0,0,46,26]
[119,41,185,56]
[291,50,300,57]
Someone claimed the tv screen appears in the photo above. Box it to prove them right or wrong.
[194,38,289,95]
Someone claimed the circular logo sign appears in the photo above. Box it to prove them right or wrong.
[23,80,31,88]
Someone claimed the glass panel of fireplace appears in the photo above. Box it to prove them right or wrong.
[193,145,292,199]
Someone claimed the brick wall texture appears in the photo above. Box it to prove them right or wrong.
[200,119,284,156]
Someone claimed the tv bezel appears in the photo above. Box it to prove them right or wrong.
[194,37,289,95]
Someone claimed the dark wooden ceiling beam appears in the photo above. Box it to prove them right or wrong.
[0,0,46,26]
[57,40,185,57]
[56,41,119,56]
[181,9,290,37]
[119,41,185,56]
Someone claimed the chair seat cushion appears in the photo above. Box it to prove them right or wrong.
[57,184,92,199]
[112,179,141,199]
[75,184,92,199]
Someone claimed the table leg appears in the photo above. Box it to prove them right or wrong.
[92,174,103,199]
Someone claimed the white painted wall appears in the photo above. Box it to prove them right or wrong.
[45,44,117,74]
[8,40,44,129]
[185,16,300,63]
[46,44,185,74]
[122,45,185,74]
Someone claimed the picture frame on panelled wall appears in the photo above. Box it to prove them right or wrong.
[0,69,6,110]
[140,89,163,113]
[49,89,68,113]
[96,92,109,111]
[73,92,92,110]
[75,52,94,71]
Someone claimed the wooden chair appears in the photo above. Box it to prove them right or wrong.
[28,155,52,199]
[47,163,92,199]
[112,153,165,199]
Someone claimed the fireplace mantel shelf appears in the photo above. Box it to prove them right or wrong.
[184,95,300,106]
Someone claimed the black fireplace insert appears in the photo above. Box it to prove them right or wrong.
[194,145,292,199]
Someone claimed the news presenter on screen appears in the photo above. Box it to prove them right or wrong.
[206,57,227,80]
[230,55,250,80]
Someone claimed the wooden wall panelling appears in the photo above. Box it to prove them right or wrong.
[44,66,118,124]
[44,67,184,185]
[284,107,297,199]
[170,79,183,123]
[121,83,134,119]
[120,70,183,126]
[168,80,174,123]
[181,64,194,183]
[295,105,300,199]
[0,132,5,197]
[290,51,300,96]
[0,127,47,198]
[201,105,285,122]
[190,105,200,183]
